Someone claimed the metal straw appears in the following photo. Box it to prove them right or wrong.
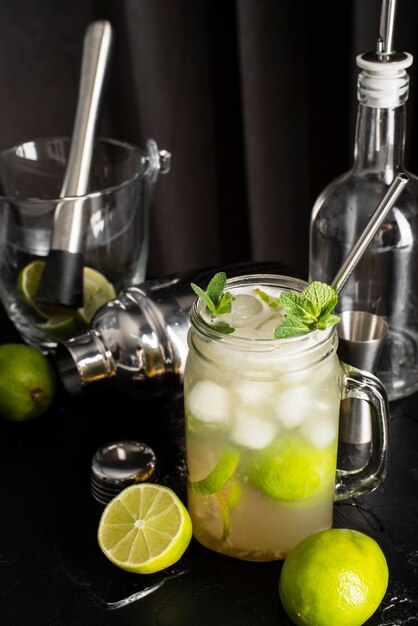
[331,173,408,295]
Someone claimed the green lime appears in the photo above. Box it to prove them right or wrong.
[75,266,116,326]
[248,439,335,501]
[41,312,78,342]
[0,344,56,421]
[97,484,192,574]
[279,528,389,626]
[17,261,116,339]
[17,260,56,320]
[189,448,241,495]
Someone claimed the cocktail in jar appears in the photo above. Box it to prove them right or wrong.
[184,274,388,562]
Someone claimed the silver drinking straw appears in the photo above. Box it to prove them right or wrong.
[331,173,408,295]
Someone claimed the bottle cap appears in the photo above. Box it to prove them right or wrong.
[90,440,157,505]
[356,52,412,108]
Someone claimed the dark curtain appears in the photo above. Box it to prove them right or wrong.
[1,0,418,279]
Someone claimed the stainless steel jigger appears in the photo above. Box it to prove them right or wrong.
[90,440,157,505]
[338,310,389,451]
[338,311,389,374]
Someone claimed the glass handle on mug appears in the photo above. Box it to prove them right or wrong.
[335,362,389,501]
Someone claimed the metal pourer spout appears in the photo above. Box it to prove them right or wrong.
[360,0,410,65]
[356,0,412,108]
[378,0,397,56]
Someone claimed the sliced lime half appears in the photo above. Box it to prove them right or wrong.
[98,484,192,574]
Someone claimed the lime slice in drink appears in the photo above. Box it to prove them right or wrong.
[215,491,231,540]
[189,448,240,496]
[97,484,192,574]
[248,439,335,501]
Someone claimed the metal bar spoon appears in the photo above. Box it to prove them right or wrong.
[36,20,113,308]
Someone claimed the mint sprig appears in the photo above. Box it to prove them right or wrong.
[274,281,340,339]
[191,272,235,334]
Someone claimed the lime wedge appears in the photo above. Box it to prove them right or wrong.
[41,312,78,342]
[17,260,56,320]
[97,484,192,574]
[189,448,240,496]
[75,266,116,326]
[17,260,116,339]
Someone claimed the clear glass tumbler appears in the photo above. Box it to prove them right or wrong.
[184,275,389,562]
[0,137,170,351]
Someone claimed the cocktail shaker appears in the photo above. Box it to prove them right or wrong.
[56,261,290,401]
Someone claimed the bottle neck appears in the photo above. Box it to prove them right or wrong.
[353,103,406,180]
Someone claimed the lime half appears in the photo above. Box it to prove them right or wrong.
[98,484,192,574]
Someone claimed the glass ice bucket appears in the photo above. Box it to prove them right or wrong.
[0,137,170,351]
[184,275,389,562]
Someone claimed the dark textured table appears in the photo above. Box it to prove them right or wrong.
[0,303,417,626]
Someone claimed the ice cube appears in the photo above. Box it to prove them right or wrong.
[217,293,267,330]
[302,418,338,448]
[230,407,276,449]
[232,379,277,406]
[274,386,311,428]
[187,380,232,425]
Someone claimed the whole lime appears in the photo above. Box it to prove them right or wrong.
[279,528,389,626]
[0,344,56,421]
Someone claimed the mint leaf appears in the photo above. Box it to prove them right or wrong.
[191,282,217,314]
[254,289,281,309]
[206,272,227,309]
[319,292,338,319]
[302,282,337,318]
[191,272,235,327]
[273,281,340,339]
[280,292,316,324]
[211,321,235,334]
[216,290,235,315]
[317,313,341,330]
[274,315,311,338]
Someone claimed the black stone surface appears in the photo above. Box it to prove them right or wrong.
[0,302,417,626]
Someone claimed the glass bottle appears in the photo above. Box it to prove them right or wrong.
[309,31,418,400]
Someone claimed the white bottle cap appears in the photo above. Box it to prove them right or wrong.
[356,52,413,108]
